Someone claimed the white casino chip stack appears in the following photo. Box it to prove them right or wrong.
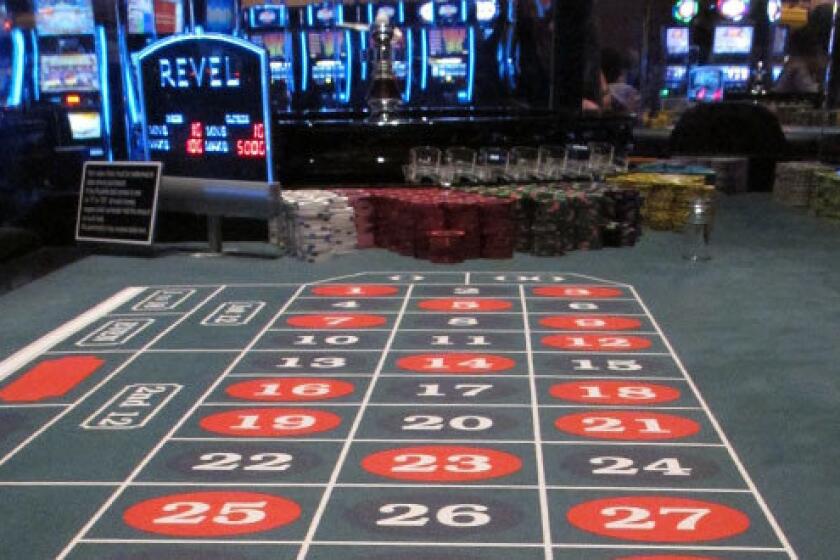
[279,191,358,262]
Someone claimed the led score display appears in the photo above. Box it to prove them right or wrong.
[136,34,273,182]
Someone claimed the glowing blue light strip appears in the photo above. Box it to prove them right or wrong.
[135,33,275,182]
[96,25,113,160]
[360,30,367,80]
[465,26,475,102]
[343,28,352,102]
[420,27,428,90]
[404,27,413,101]
[259,36,274,183]
[398,0,405,24]
[300,32,309,91]
[367,3,374,23]
[461,0,468,22]
[7,29,24,107]
[337,3,344,24]
[507,0,514,22]
[31,31,40,100]
[307,5,314,26]
[118,25,140,125]
[136,31,269,62]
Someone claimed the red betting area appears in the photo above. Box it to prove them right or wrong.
[397,353,517,373]
[311,284,399,297]
[361,445,523,482]
[199,408,342,437]
[0,273,796,559]
[567,496,751,542]
[549,380,682,405]
[555,411,701,441]
[286,314,387,329]
[225,378,356,402]
[417,298,514,312]
[123,491,302,537]
[539,315,643,331]
[0,356,104,402]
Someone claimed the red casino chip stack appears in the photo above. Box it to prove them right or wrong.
[427,230,466,263]
[444,197,482,259]
[332,187,519,262]
[479,197,515,259]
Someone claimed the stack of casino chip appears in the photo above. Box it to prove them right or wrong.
[774,162,834,208]
[608,173,713,231]
[479,197,515,259]
[812,172,840,221]
[280,190,357,262]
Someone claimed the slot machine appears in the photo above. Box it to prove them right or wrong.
[660,0,698,100]
[298,0,353,111]
[767,0,787,84]
[662,26,691,98]
[473,0,507,106]
[0,2,25,110]
[417,0,475,107]
[358,0,413,104]
[709,0,754,96]
[33,0,111,158]
[244,3,296,112]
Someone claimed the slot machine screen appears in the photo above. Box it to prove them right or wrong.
[713,26,754,55]
[429,28,467,79]
[665,65,687,82]
[154,0,184,35]
[262,33,290,59]
[689,66,723,101]
[68,111,102,140]
[249,5,288,28]
[206,0,235,33]
[35,0,95,36]
[259,33,293,83]
[128,0,155,35]
[310,32,345,82]
[476,0,499,22]
[772,26,788,56]
[430,28,467,57]
[40,54,100,93]
[666,27,690,55]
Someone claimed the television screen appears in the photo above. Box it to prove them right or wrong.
[40,54,100,93]
[713,26,754,55]
[68,111,101,140]
[35,0,95,36]
[666,27,690,55]
[128,0,155,35]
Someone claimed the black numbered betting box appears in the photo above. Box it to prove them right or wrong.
[135,33,274,182]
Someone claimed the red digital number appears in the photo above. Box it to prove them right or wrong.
[237,139,266,158]
[186,138,204,156]
[190,122,204,138]
[253,123,265,140]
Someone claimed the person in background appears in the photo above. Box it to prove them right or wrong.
[601,47,641,113]
[775,5,832,94]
